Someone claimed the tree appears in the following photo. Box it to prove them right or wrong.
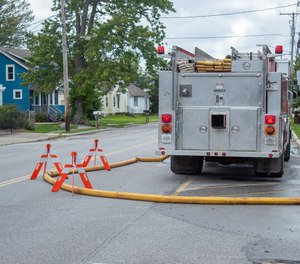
[22,0,174,123]
[133,73,159,113]
[0,0,34,47]
[293,54,300,108]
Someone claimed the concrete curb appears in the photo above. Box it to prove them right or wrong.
[292,131,300,151]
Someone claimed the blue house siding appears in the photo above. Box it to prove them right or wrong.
[1,47,65,120]
[0,53,31,111]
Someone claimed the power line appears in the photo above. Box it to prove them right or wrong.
[161,3,297,19]
[280,9,300,72]
[165,33,290,40]
[27,15,57,29]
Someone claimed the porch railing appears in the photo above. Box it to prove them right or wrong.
[34,105,63,122]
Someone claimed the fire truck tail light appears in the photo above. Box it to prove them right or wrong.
[157,46,165,54]
[265,136,276,145]
[265,115,276,125]
[161,124,172,133]
[264,125,276,136]
[161,113,172,123]
[161,134,171,144]
[275,45,283,54]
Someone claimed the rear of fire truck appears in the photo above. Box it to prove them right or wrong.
[156,45,292,177]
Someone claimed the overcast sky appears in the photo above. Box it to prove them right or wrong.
[27,0,299,59]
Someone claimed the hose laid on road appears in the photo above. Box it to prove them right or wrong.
[44,155,300,205]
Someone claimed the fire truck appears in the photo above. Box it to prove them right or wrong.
[156,45,293,177]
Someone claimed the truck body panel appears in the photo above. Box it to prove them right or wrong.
[157,45,291,176]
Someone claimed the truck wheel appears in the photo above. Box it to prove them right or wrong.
[284,132,291,162]
[171,156,203,175]
[284,142,291,162]
[254,171,269,177]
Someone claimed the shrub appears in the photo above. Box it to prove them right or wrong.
[0,105,32,130]
[35,113,48,122]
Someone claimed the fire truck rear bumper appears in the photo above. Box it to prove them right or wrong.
[155,149,282,159]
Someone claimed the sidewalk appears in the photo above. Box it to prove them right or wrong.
[0,131,59,146]
[0,129,100,146]
[292,131,300,154]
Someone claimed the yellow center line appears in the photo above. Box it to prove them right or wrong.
[172,179,194,196]
[105,139,157,157]
[0,175,30,188]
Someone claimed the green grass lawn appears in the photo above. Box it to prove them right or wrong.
[291,117,300,139]
[92,114,158,128]
[33,114,158,133]
[33,123,82,133]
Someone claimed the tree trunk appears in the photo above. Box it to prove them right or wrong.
[72,40,87,123]
[71,0,97,123]
[72,98,85,124]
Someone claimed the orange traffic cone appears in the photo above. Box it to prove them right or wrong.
[82,139,110,170]
[31,144,62,180]
[52,152,93,192]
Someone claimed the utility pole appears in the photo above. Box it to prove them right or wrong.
[60,0,70,132]
[280,11,300,73]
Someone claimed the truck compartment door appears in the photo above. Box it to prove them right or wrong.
[229,108,258,151]
[181,108,209,150]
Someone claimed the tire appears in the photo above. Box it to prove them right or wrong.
[254,171,269,177]
[171,156,203,175]
[284,131,291,162]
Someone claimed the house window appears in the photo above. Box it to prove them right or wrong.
[113,97,116,107]
[117,94,120,108]
[6,65,15,81]
[49,94,53,105]
[35,94,40,105]
[13,89,22,99]
[134,96,138,106]
[42,93,47,105]
[105,96,108,107]
[55,91,58,105]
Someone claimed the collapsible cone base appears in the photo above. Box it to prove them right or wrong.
[31,144,62,180]
[82,139,111,170]
[52,152,93,192]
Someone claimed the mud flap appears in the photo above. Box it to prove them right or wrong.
[171,156,203,175]
[253,154,284,177]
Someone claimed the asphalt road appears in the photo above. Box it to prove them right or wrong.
[0,123,300,264]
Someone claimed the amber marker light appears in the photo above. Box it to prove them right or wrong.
[264,125,276,136]
[161,124,172,133]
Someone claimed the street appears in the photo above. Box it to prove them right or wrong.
[0,123,300,264]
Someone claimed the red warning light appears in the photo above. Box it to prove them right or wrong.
[161,114,172,123]
[275,45,283,54]
[265,115,276,125]
[157,46,165,55]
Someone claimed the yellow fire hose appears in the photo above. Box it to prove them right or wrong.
[44,155,300,205]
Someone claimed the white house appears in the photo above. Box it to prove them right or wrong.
[102,83,150,115]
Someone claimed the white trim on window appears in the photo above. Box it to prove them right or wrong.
[6,65,15,81]
[13,89,22,100]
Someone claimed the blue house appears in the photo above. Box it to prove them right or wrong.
[0,47,64,120]
[0,46,33,111]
